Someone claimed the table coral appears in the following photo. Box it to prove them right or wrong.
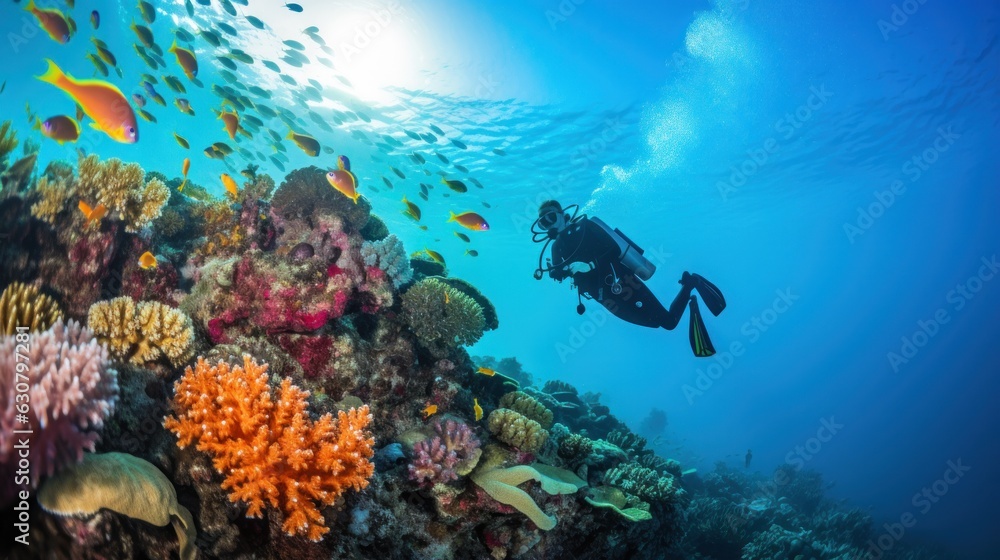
[0,320,118,490]
[0,281,62,335]
[76,155,169,233]
[87,296,194,367]
[401,277,485,359]
[163,356,376,541]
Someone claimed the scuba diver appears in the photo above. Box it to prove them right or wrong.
[532,200,726,357]
[745,449,753,468]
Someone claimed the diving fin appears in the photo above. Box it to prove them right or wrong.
[690,273,726,317]
[688,296,716,357]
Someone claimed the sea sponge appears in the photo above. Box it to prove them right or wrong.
[361,234,413,288]
[499,391,554,429]
[0,320,118,489]
[29,174,76,225]
[603,461,680,503]
[487,408,548,454]
[76,154,169,232]
[401,277,485,358]
[87,297,194,367]
[37,452,196,560]
[0,281,63,335]
[471,463,583,531]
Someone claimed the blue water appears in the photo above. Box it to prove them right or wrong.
[2,0,998,556]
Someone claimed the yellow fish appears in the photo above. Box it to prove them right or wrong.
[221,173,239,196]
[444,290,450,304]
[401,195,421,221]
[178,158,190,192]
[287,129,320,156]
[25,0,73,44]
[77,200,107,227]
[476,367,497,377]
[326,168,359,203]
[423,248,445,265]
[422,404,438,419]
[37,59,138,143]
[138,251,157,269]
[473,398,483,422]
[219,110,239,140]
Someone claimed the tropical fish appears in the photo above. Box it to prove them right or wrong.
[219,0,237,16]
[285,3,304,12]
[402,196,421,221]
[477,367,497,377]
[284,39,305,50]
[200,29,222,47]
[168,41,198,80]
[86,54,110,77]
[246,16,266,30]
[454,164,469,173]
[174,98,194,115]
[422,404,437,419]
[382,176,393,189]
[451,138,468,150]
[418,192,429,202]
[216,56,237,71]
[429,124,444,136]
[474,398,483,422]
[423,248,445,265]
[449,211,489,231]
[138,251,158,270]
[178,158,191,192]
[34,112,81,144]
[436,152,449,164]
[138,0,155,23]
[442,178,467,193]
[444,290,450,304]
[493,147,506,156]
[217,22,238,37]
[138,108,156,123]
[91,38,118,66]
[170,133,187,150]
[287,130,320,156]
[131,21,154,47]
[212,142,233,155]
[221,173,239,196]
[391,167,405,179]
[229,49,253,64]
[262,60,281,73]
[162,75,186,94]
[219,110,239,140]
[78,201,107,227]
[37,60,138,143]
[465,249,479,257]
[90,10,100,29]
[326,168,359,204]
[454,231,470,243]
[469,177,484,189]
[25,0,72,44]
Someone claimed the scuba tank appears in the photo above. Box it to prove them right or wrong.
[589,217,656,280]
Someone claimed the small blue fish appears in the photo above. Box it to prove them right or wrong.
[285,3,303,12]
[90,10,99,29]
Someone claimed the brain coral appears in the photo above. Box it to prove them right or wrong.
[487,408,548,454]
[87,297,194,367]
[0,282,63,336]
[0,320,119,489]
[401,277,485,358]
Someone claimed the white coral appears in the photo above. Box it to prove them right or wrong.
[361,234,413,288]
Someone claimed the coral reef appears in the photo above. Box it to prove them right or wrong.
[408,419,482,487]
[585,486,652,522]
[87,297,194,368]
[470,463,584,530]
[604,461,681,504]
[0,281,63,335]
[402,277,485,358]
[163,356,375,541]
[0,320,118,491]
[361,234,413,288]
[37,452,196,560]
[488,408,549,454]
[76,155,169,232]
[499,390,554,429]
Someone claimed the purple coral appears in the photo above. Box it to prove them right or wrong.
[408,419,481,487]
[0,320,119,493]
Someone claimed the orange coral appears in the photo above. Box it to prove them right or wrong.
[163,356,375,541]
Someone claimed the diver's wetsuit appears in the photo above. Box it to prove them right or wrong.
[548,217,692,329]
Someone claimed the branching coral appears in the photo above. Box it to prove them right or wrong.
[499,390,554,429]
[0,120,17,173]
[87,297,194,367]
[76,154,169,232]
[0,281,63,335]
[401,277,485,358]
[408,419,482,487]
[163,356,376,541]
[0,320,118,489]
[361,234,413,288]
[487,408,548,454]
[29,174,76,225]
[603,461,680,504]
[471,463,583,531]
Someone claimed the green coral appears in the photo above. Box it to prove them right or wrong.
[603,461,680,503]
[401,277,485,358]
[487,408,548,453]
[38,452,196,560]
[499,391,553,429]
[471,463,583,530]
[585,486,652,522]
[433,276,499,331]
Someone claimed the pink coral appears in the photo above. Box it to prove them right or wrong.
[408,419,481,488]
[276,334,334,379]
[0,320,118,494]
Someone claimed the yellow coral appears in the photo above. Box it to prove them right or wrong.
[499,391,554,429]
[487,408,548,453]
[30,175,76,224]
[76,154,169,232]
[87,297,194,367]
[0,282,62,335]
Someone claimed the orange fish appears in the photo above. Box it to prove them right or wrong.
[221,173,239,196]
[326,169,359,203]
[473,398,483,421]
[77,200,107,227]
[422,404,437,419]
[37,59,138,143]
[138,251,157,269]
[476,367,496,377]
[25,0,73,44]
[448,211,489,231]
[178,158,190,192]
[219,110,239,140]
